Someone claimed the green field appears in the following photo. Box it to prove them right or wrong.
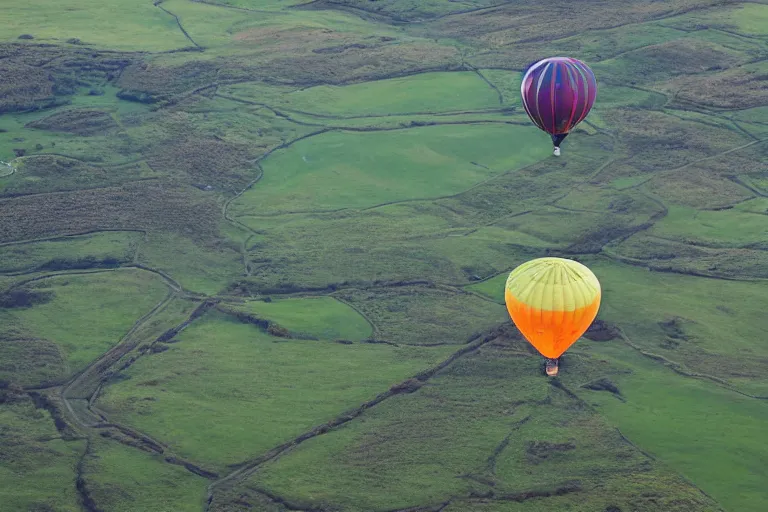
[230,124,551,215]
[648,204,768,248]
[2,0,767,510]
[83,438,208,511]
[574,342,768,512]
[0,231,140,272]
[97,312,456,470]
[0,270,169,386]
[245,343,720,512]
[225,71,502,116]
[0,398,84,511]
[226,296,373,340]
[0,0,190,50]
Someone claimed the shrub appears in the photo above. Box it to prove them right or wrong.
[0,288,54,308]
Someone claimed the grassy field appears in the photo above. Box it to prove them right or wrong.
[572,341,768,512]
[0,269,169,386]
[97,311,456,470]
[83,437,208,511]
[0,231,140,274]
[0,0,190,51]
[230,123,551,215]
[135,232,243,295]
[225,71,502,116]
[648,204,768,248]
[0,397,84,512]
[225,296,373,340]
[244,343,720,511]
[2,0,768,510]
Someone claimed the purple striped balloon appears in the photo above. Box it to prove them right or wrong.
[520,57,597,136]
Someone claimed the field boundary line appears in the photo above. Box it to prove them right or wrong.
[204,325,511,509]
[153,0,204,50]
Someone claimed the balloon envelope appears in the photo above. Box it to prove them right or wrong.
[505,257,601,359]
[520,57,597,136]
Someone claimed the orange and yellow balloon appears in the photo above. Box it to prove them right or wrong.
[505,257,601,359]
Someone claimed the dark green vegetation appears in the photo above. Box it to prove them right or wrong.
[1,0,767,510]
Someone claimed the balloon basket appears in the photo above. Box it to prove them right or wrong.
[545,359,559,377]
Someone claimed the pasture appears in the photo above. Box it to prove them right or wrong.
[1,0,767,510]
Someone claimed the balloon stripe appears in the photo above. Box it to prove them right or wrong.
[534,62,552,131]
[564,64,580,132]
[550,63,557,134]
[520,72,533,124]
[574,60,597,125]
[572,62,591,125]
[522,64,546,131]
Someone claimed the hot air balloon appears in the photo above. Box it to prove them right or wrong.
[520,57,597,157]
[504,257,601,376]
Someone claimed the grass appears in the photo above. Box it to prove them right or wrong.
[230,123,552,215]
[574,341,768,512]
[555,185,661,214]
[0,0,190,51]
[313,0,501,20]
[605,232,768,280]
[160,0,404,51]
[547,22,685,63]
[470,252,768,397]
[206,0,308,9]
[498,205,655,250]
[97,311,457,470]
[246,343,719,511]
[335,286,508,344]
[159,0,265,49]
[647,167,754,210]
[593,84,667,111]
[0,183,223,259]
[591,37,750,85]
[474,69,521,106]
[582,257,768,394]
[167,97,317,151]
[2,0,768,510]
[226,71,502,116]
[0,231,140,274]
[0,155,149,196]
[648,204,768,248]
[136,232,243,295]
[84,437,208,512]
[0,398,84,512]
[0,269,169,385]
[232,152,612,291]
[465,272,507,304]
[228,296,373,340]
[663,3,768,37]
[610,175,652,190]
[236,202,552,290]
